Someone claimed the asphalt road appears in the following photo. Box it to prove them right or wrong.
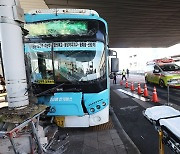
[110,74,179,154]
[115,74,180,109]
[146,83,180,109]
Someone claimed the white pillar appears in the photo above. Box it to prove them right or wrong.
[0,0,29,108]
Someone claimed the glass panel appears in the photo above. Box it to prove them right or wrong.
[25,43,54,83]
[159,64,180,71]
[54,42,105,82]
[25,42,106,84]
[25,20,97,38]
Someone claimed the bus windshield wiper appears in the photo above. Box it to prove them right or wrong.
[35,83,64,97]
[63,87,82,92]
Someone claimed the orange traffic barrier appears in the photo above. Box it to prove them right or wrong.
[143,84,149,97]
[125,80,129,88]
[151,87,159,103]
[130,82,135,91]
[120,80,123,85]
[137,83,142,94]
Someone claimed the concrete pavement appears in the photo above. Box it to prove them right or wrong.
[60,106,140,154]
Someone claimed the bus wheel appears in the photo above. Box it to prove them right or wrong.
[159,79,165,88]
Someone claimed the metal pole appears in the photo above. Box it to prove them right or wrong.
[8,133,18,154]
[167,84,169,105]
[31,121,44,154]
[159,130,164,154]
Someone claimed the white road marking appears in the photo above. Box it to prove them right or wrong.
[117,89,150,102]
[120,106,139,110]
[114,89,129,98]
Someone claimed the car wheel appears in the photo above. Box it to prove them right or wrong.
[159,79,165,88]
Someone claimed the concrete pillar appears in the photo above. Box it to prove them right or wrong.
[0,0,29,108]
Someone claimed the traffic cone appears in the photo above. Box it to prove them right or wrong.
[151,87,159,103]
[137,83,142,94]
[143,84,149,97]
[120,80,123,85]
[130,82,135,91]
[125,80,129,88]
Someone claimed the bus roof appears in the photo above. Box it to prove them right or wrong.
[27,8,99,17]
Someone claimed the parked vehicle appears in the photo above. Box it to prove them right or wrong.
[145,58,180,88]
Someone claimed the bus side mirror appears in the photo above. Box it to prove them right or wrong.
[108,50,114,56]
[111,58,119,72]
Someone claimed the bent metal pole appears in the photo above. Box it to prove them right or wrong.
[0,0,29,108]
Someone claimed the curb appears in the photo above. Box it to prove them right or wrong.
[110,107,141,154]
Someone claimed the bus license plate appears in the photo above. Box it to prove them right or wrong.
[54,116,65,127]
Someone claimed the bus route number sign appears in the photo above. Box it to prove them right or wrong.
[31,42,96,50]
[53,42,96,48]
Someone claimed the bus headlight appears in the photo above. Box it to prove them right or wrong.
[50,107,56,113]
[96,105,101,109]
[90,108,95,112]
[102,102,106,106]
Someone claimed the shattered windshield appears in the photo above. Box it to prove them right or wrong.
[25,20,98,37]
[25,42,106,84]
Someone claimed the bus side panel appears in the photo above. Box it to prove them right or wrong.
[38,92,84,116]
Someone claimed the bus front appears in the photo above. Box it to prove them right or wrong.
[24,9,110,127]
